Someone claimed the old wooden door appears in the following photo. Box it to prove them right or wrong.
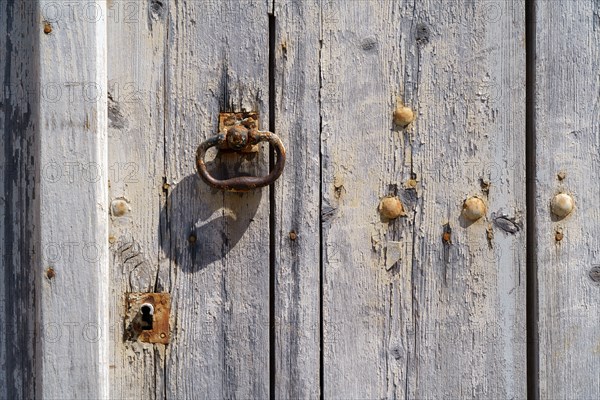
[1,0,599,399]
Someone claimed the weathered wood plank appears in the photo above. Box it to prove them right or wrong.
[0,1,38,398]
[320,0,526,398]
[163,1,271,398]
[36,0,110,397]
[273,0,321,397]
[534,1,600,397]
[106,0,168,398]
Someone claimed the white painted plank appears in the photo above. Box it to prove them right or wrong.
[534,1,600,398]
[0,1,38,398]
[320,0,526,397]
[273,0,321,397]
[163,1,271,398]
[36,0,109,398]
[106,0,168,398]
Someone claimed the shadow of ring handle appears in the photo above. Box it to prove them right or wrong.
[196,130,286,192]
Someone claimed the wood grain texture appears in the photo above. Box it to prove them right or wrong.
[0,1,38,398]
[36,0,109,398]
[534,1,600,397]
[106,0,168,398]
[162,1,271,398]
[320,0,526,398]
[273,0,321,397]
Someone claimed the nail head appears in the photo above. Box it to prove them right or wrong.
[551,193,574,218]
[379,196,405,220]
[462,196,486,221]
[555,230,563,242]
[393,106,415,127]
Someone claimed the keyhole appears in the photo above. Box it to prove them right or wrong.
[140,303,154,330]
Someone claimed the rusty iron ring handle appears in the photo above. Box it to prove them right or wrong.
[196,126,286,192]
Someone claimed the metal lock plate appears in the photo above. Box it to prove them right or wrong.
[218,112,260,153]
[125,292,170,344]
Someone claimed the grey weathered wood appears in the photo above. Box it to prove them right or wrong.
[106,0,168,398]
[36,0,110,397]
[10,0,600,397]
[162,1,271,398]
[273,1,321,397]
[534,1,600,398]
[0,2,37,399]
[320,0,526,398]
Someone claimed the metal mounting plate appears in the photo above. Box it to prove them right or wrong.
[125,292,171,344]
[219,112,260,153]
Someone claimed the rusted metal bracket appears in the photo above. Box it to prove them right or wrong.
[218,111,259,153]
[125,292,170,344]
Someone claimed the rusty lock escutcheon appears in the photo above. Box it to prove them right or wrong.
[125,292,170,344]
[196,112,286,192]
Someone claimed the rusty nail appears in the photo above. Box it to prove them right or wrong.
[393,105,415,127]
[480,179,491,194]
[188,233,197,243]
[46,267,55,279]
[111,198,130,217]
[108,235,116,244]
[162,182,170,191]
[242,119,257,129]
[555,230,564,242]
[289,231,297,240]
[43,22,52,34]
[486,225,494,241]
[551,193,574,218]
[442,227,452,244]
[462,196,486,221]
[379,196,406,220]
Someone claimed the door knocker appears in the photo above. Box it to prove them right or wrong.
[196,112,286,192]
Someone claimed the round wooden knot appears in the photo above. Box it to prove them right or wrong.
[589,266,600,284]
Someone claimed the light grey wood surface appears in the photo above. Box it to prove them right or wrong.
[36,0,110,397]
[320,0,526,397]
[534,1,600,398]
[106,0,168,398]
[272,1,321,397]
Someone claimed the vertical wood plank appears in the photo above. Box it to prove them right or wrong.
[0,1,38,398]
[273,0,321,397]
[163,1,271,398]
[320,0,526,397]
[106,0,168,398]
[534,1,600,397]
[36,0,109,398]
